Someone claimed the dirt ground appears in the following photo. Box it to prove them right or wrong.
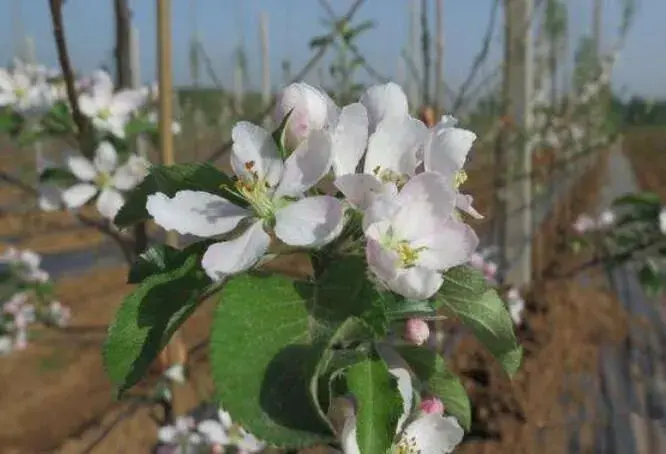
[0,136,638,453]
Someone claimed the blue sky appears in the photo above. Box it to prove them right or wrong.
[1,0,664,99]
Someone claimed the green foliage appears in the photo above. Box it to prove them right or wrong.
[346,356,403,454]
[103,247,211,397]
[395,345,472,431]
[436,266,523,377]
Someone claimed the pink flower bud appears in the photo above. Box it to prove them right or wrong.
[572,214,595,234]
[484,261,498,279]
[404,318,430,346]
[420,397,445,415]
[468,252,484,271]
[274,82,335,149]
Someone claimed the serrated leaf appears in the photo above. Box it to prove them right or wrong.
[437,267,521,377]
[114,162,246,228]
[210,273,334,448]
[103,251,211,397]
[309,317,372,431]
[394,345,472,431]
[346,356,403,454]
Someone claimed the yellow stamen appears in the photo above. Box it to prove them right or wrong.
[455,170,467,188]
[395,240,426,267]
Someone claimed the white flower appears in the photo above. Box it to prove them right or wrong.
[146,121,346,281]
[0,248,48,283]
[78,70,147,138]
[572,214,595,234]
[0,67,46,113]
[164,364,186,384]
[359,82,409,134]
[339,352,464,454]
[597,209,615,229]
[61,142,145,220]
[158,416,202,449]
[197,409,265,453]
[275,82,369,179]
[147,111,182,135]
[334,113,427,212]
[422,115,482,219]
[0,336,13,355]
[660,208,666,235]
[363,172,478,300]
[506,287,525,326]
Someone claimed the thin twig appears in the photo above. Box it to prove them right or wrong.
[78,401,143,454]
[47,0,91,147]
[204,0,366,163]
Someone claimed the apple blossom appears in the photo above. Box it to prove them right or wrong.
[197,409,265,453]
[78,70,147,138]
[422,115,482,219]
[146,121,346,281]
[61,142,148,220]
[359,82,409,134]
[0,65,47,113]
[363,172,478,300]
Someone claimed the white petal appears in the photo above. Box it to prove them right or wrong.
[364,116,428,178]
[78,93,98,117]
[390,267,444,300]
[330,103,368,177]
[38,185,62,211]
[157,426,178,443]
[389,366,414,432]
[107,116,127,138]
[90,70,114,104]
[67,155,97,181]
[110,89,147,115]
[0,92,17,106]
[62,183,97,208]
[401,414,464,454]
[201,220,271,280]
[96,187,125,220]
[362,187,401,230]
[219,410,233,429]
[335,173,395,212]
[340,413,361,454]
[146,191,251,237]
[236,433,265,452]
[424,125,477,175]
[94,142,118,174]
[360,82,409,133]
[415,218,479,271]
[366,236,400,284]
[391,173,457,240]
[0,69,13,91]
[274,196,344,247]
[274,130,333,198]
[197,420,229,444]
[112,156,148,191]
[231,121,283,187]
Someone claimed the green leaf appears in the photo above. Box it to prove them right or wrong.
[300,255,393,339]
[437,266,522,377]
[308,317,373,431]
[272,108,293,159]
[384,298,436,320]
[39,168,78,186]
[638,259,664,297]
[211,273,334,448]
[612,191,661,208]
[394,345,472,431]
[127,242,209,284]
[346,356,403,454]
[114,162,246,228]
[309,35,333,49]
[103,250,211,397]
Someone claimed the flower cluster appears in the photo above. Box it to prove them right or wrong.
[156,408,264,454]
[40,141,150,220]
[0,58,62,115]
[0,248,70,355]
[147,82,480,300]
[572,209,616,234]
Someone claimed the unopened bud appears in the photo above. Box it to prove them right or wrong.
[404,318,430,346]
[274,82,333,149]
[597,210,615,228]
[420,397,445,415]
[484,261,498,280]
